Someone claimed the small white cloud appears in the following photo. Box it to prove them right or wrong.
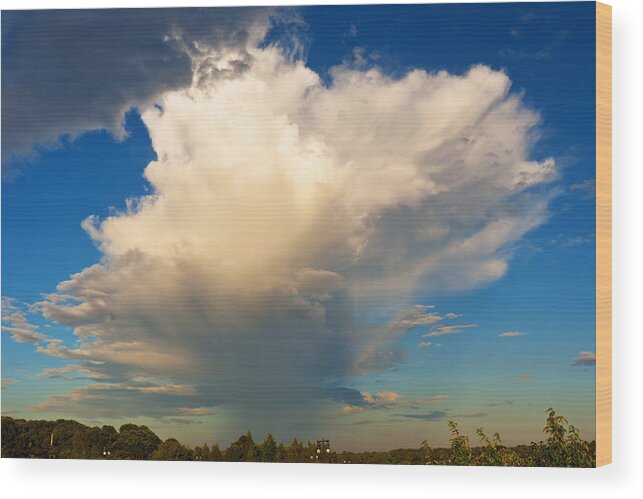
[549,233,591,248]
[362,391,401,406]
[423,324,477,338]
[137,384,197,396]
[572,351,596,366]
[342,405,365,415]
[37,364,108,380]
[394,305,441,328]
[498,331,527,337]
[1,298,48,344]
[570,179,596,196]
[177,407,217,416]
[341,391,447,415]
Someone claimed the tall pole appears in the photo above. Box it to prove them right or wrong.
[311,439,333,463]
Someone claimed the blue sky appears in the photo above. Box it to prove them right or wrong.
[2,3,596,450]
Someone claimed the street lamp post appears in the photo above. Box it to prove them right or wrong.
[309,439,333,463]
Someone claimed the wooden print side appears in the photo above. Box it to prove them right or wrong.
[595,1,612,468]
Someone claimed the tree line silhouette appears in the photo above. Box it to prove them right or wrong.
[1,409,595,466]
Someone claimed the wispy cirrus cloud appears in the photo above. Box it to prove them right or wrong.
[341,391,448,415]
[398,408,484,421]
[570,179,596,196]
[1,378,18,390]
[356,305,473,369]
[167,418,204,426]
[36,364,109,381]
[1,298,48,344]
[176,407,217,416]
[498,331,527,337]
[549,233,592,248]
[399,410,448,421]
[452,412,487,418]
[422,324,477,339]
[29,382,201,419]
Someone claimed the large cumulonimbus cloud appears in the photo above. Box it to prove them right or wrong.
[14,18,556,424]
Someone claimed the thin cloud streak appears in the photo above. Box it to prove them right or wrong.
[572,351,596,366]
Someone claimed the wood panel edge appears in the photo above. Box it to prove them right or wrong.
[595,0,612,468]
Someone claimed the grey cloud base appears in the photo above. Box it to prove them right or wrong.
[1,7,271,161]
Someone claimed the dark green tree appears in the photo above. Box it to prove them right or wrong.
[151,438,194,461]
[194,443,209,461]
[224,431,257,462]
[446,421,473,465]
[208,442,223,461]
[527,408,596,467]
[258,433,278,462]
[111,424,161,460]
[276,443,287,462]
[285,438,305,463]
